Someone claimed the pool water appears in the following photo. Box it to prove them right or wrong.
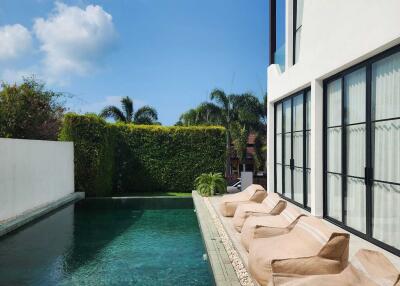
[0,199,214,286]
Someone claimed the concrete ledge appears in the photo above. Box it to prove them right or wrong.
[192,191,242,286]
[0,192,84,237]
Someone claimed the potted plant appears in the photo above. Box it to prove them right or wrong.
[195,172,226,197]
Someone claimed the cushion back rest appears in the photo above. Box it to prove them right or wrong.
[246,184,266,199]
[261,192,282,212]
[289,216,334,251]
[280,205,303,223]
[351,249,400,286]
[222,184,265,203]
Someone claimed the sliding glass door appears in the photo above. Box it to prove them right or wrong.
[324,46,400,255]
[371,52,400,250]
[275,88,311,209]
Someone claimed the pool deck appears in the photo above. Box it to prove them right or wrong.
[208,194,400,276]
[193,191,256,286]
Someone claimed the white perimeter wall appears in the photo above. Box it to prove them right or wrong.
[0,138,74,222]
[266,0,400,216]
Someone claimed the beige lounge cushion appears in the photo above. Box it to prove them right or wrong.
[271,249,400,286]
[232,192,286,232]
[219,184,266,217]
[248,216,349,286]
[241,206,304,251]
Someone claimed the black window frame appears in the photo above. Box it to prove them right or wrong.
[293,0,302,65]
[274,87,311,211]
[323,43,400,257]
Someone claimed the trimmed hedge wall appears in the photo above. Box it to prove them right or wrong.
[59,113,226,197]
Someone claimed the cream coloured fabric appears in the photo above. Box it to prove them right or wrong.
[219,184,266,217]
[232,193,286,232]
[271,249,400,286]
[248,216,349,286]
[241,205,304,251]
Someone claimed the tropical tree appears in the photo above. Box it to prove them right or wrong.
[0,77,66,140]
[230,122,250,171]
[100,96,159,124]
[176,102,221,126]
[176,89,266,177]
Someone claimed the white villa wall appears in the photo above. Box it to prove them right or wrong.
[0,138,74,222]
[266,0,400,216]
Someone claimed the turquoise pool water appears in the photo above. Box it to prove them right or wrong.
[0,198,214,286]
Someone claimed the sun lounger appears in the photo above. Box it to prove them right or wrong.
[232,192,286,232]
[240,205,305,251]
[219,184,267,217]
[271,249,400,286]
[248,216,349,286]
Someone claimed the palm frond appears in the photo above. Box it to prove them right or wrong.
[178,109,199,126]
[99,106,127,122]
[121,96,134,122]
[210,89,229,111]
[134,105,158,124]
[196,102,223,125]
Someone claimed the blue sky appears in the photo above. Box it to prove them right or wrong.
[0,0,268,125]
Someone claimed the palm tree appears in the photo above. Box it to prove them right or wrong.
[176,103,221,126]
[100,96,159,124]
[208,89,239,178]
[176,108,198,126]
[176,89,265,178]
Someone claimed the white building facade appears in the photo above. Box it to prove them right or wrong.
[266,0,400,255]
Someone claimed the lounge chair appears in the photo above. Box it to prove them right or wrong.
[240,205,305,251]
[271,249,400,286]
[232,192,286,232]
[248,216,349,286]
[219,184,267,217]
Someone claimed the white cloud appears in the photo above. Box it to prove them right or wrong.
[0,24,32,61]
[33,2,116,79]
[1,68,36,84]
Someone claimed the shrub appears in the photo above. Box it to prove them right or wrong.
[59,114,115,197]
[59,114,226,196]
[0,77,65,140]
[195,172,226,197]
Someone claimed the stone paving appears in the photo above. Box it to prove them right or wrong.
[193,191,251,286]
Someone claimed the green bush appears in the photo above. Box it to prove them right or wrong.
[195,173,226,197]
[59,113,226,196]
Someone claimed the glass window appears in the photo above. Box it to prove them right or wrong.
[373,119,400,183]
[346,177,366,233]
[327,79,342,127]
[276,165,283,194]
[293,0,304,64]
[327,173,342,221]
[373,183,400,249]
[372,52,400,120]
[276,103,282,133]
[324,47,400,253]
[275,89,311,209]
[293,94,303,131]
[345,68,366,124]
[327,127,341,173]
[306,90,311,130]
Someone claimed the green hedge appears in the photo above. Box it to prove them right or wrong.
[59,113,226,196]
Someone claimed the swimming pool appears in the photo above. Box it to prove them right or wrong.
[0,198,214,286]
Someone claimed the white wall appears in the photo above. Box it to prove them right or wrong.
[0,138,74,222]
[269,0,400,102]
[267,0,400,215]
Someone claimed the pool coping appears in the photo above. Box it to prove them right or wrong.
[192,191,243,286]
[0,192,85,237]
